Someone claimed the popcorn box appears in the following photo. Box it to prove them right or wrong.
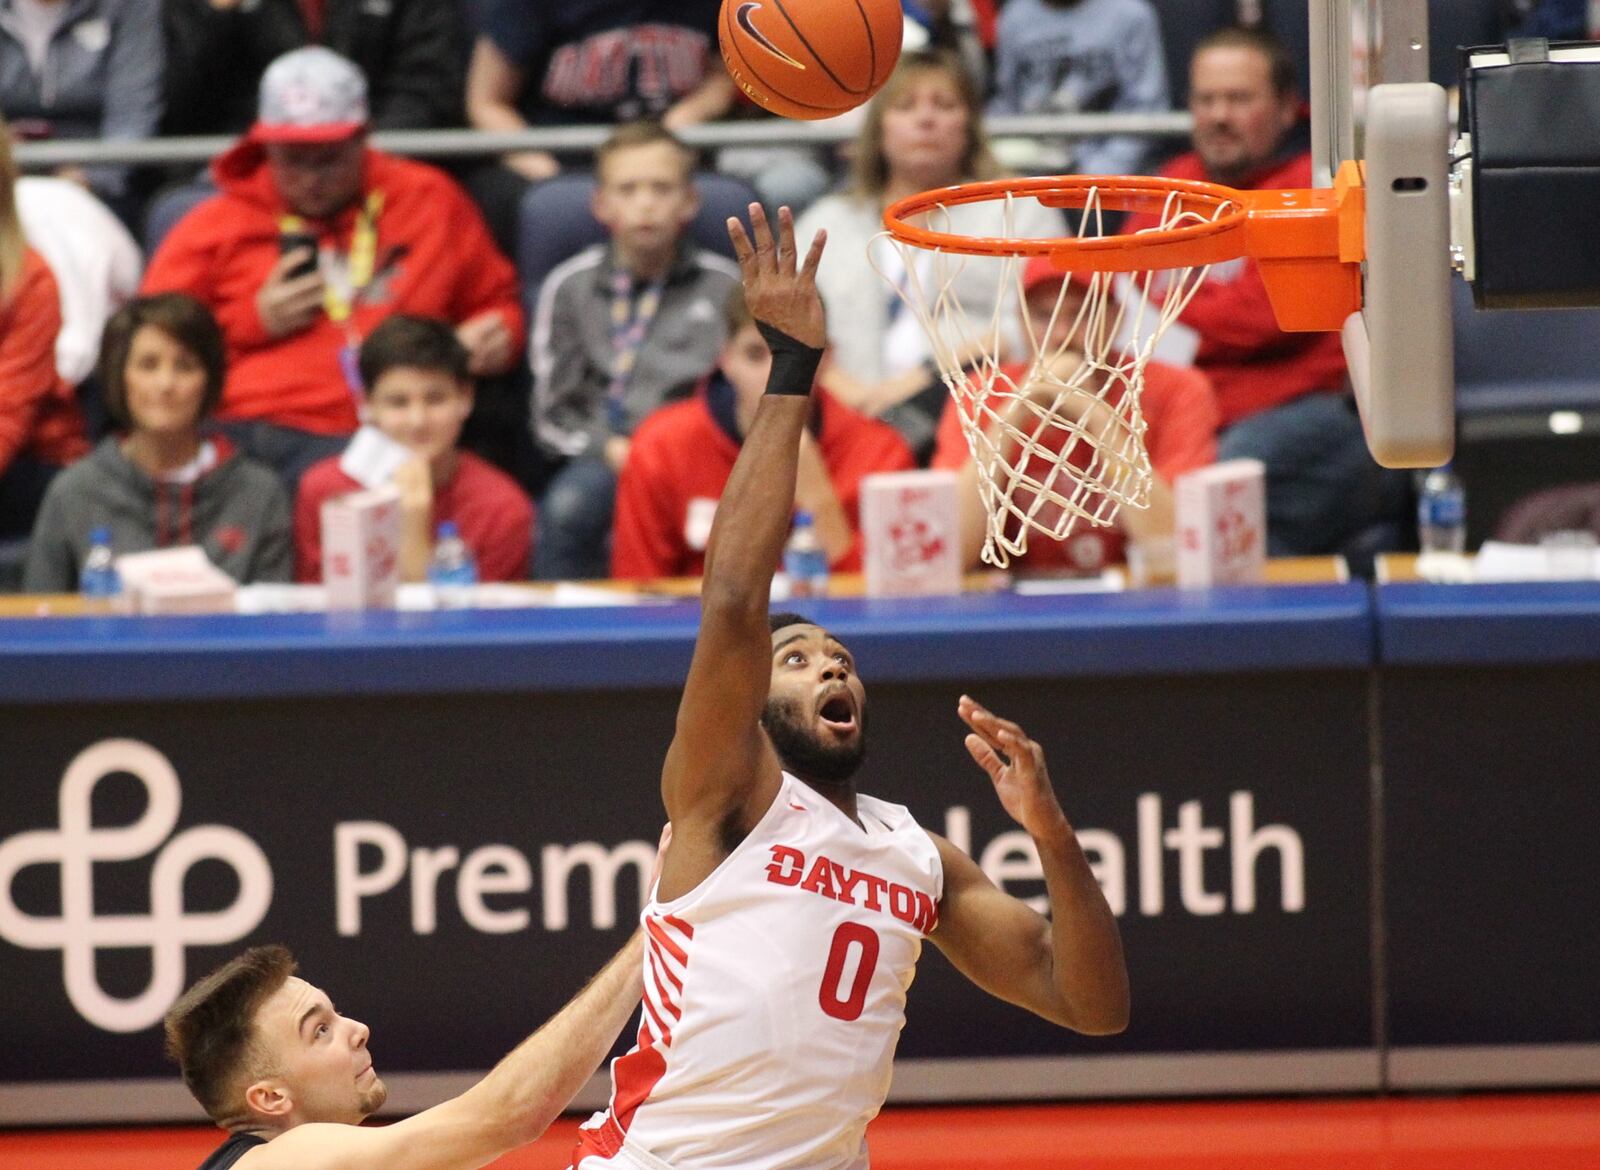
[860,469,962,597]
[1175,459,1267,587]
[114,546,237,614]
[321,485,402,610]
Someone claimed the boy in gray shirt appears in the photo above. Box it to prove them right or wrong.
[529,122,737,579]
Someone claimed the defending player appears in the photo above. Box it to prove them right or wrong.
[169,935,642,1170]
[573,205,1129,1169]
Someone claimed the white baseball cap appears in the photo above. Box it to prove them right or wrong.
[252,47,369,143]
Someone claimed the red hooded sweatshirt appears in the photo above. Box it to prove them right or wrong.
[0,249,87,472]
[142,141,524,435]
[1123,150,1349,428]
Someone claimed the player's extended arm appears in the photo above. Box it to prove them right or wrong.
[929,696,1129,1035]
[659,205,828,840]
[252,932,644,1170]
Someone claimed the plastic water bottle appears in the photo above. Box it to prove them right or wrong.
[427,521,478,605]
[1417,465,1467,555]
[80,527,122,598]
[783,510,830,598]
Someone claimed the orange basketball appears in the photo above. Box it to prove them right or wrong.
[719,0,904,121]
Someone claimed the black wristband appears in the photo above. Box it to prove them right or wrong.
[756,321,824,396]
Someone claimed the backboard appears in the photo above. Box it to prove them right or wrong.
[1310,0,1456,467]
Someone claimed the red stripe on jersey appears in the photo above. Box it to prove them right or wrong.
[573,1113,625,1163]
[646,941,684,992]
[646,916,688,964]
[638,1017,655,1048]
[662,913,695,938]
[609,1042,668,1134]
[641,986,675,1046]
[647,947,681,1016]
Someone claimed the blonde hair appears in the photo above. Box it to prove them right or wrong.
[848,48,1001,200]
[0,117,24,302]
[596,119,696,186]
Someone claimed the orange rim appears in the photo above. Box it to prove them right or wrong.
[883,174,1251,269]
[881,166,1369,332]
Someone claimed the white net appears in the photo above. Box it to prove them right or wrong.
[877,184,1233,568]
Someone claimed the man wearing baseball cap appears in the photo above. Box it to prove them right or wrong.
[143,48,524,487]
[928,255,1221,578]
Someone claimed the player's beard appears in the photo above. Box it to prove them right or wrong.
[359,1076,388,1117]
[762,693,867,785]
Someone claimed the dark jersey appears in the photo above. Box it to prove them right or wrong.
[196,1132,266,1170]
[480,0,721,124]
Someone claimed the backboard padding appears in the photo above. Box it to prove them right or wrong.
[1313,0,1455,468]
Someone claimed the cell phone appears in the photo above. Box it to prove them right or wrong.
[280,232,319,280]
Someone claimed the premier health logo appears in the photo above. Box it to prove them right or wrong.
[0,740,273,1033]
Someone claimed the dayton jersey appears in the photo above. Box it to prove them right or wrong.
[575,772,944,1170]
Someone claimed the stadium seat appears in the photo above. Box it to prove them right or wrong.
[0,537,28,593]
[1147,0,1233,106]
[515,171,759,314]
[1494,482,1600,544]
[1450,278,1600,544]
[1453,280,1600,419]
[1259,0,1311,98]
[142,180,216,256]
[1427,0,1502,89]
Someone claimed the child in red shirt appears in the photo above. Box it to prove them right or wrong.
[612,291,915,580]
[295,315,532,582]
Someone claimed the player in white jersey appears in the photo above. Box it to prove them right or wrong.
[575,206,1129,1170]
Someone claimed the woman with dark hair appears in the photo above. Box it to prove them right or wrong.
[23,294,292,591]
[795,49,1067,460]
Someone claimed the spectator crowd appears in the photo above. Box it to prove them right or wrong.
[0,0,1589,592]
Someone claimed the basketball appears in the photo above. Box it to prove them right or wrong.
[718,0,903,121]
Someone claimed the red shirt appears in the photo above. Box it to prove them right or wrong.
[143,143,524,435]
[1123,150,1349,427]
[931,360,1219,573]
[612,384,916,579]
[294,450,533,582]
[0,250,87,472]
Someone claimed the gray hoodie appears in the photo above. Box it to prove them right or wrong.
[23,435,292,592]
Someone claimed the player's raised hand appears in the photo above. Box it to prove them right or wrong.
[958,694,1069,838]
[727,203,827,349]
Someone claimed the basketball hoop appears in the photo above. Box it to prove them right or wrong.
[877,167,1366,567]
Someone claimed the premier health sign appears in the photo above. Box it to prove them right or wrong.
[2,663,1368,1124]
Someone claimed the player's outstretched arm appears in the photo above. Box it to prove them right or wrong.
[249,932,645,1170]
[659,205,827,853]
[928,696,1129,1035]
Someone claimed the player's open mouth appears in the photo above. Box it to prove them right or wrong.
[818,693,857,733]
